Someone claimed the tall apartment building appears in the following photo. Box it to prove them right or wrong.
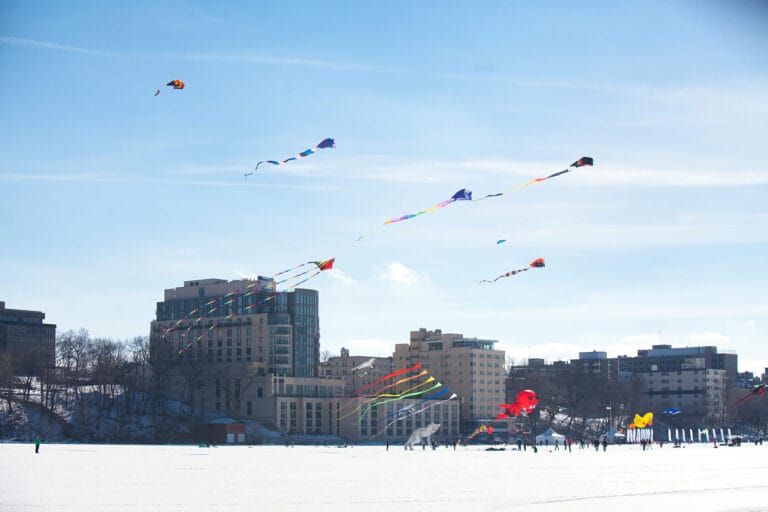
[151,278,320,377]
[149,278,344,436]
[0,301,56,367]
[394,328,505,430]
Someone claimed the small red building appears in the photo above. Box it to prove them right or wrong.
[206,418,246,444]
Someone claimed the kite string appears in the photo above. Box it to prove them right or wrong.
[372,393,457,438]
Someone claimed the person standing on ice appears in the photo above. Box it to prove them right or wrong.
[34,435,41,454]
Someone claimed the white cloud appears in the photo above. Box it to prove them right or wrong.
[378,262,430,286]
[325,268,355,285]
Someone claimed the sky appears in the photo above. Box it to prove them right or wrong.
[1,1,767,374]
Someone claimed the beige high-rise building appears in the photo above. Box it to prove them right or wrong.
[394,328,505,431]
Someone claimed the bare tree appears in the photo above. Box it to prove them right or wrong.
[56,329,92,407]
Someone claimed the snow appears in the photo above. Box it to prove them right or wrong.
[2,442,767,511]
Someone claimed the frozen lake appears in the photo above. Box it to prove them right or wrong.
[2,442,767,511]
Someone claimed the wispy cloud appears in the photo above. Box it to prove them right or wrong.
[5,35,768,116]
[0,35,406,74]
[277,154,768,189]
[0,35,725,98]
[0,36,121,58]
[378,261,430,286]
[170,52,407,74]
[0,170,343,191]
[326,268,355,285]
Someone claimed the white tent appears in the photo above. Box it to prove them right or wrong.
[536,427,566,445]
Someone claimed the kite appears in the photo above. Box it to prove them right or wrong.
[477,258,545,283]
[155,80,184,95]
[164,279,276,337]
[272,258,335,289]
[343,362,424,399]
[358,379,444,422]
[356,189,472,240]
[496,239,506,245]
[344,375,438,421]
[362,377,439,411]
[473,157,594,201]
[244,138,335,178]
[496,389,538,420]
[728,384,766,413]
[467,424,494,440]
[385,387,451,419]
[460,390,538,442]
[338,369,429,419]
[373,392,457,438]
[168,257,336,355]
[352,358,375,373]
[404,423,441,449]
[662,407,681,416]
[628,412,653,428]
[356,157,593,240]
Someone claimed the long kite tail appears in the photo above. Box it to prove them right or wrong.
[473,157,594,201]
[357,189,472,241]
[272,262,315,278]
[250,138,335,176]
[343,363,424,399]
[475,267,527,284]
[341,374,434,421]
[358,381,443,424]
[727,385,766,414]
[356,377,438,422]
[385,387,451,419]
[337,369,429,416]
[275,268,316,284]
[492,268,529,282]
[287,270,322,289]
[473,192,504,202]
[382,198,457,226]
[372,392,457,438]
[478,258,545,284]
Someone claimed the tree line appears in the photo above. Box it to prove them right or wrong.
[0,329,191,442]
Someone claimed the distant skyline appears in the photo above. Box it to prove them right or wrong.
[2,1,767,374]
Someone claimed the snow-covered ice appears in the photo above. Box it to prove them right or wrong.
[2,442,767,511]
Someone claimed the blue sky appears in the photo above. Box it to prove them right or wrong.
[2,1,767,373]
